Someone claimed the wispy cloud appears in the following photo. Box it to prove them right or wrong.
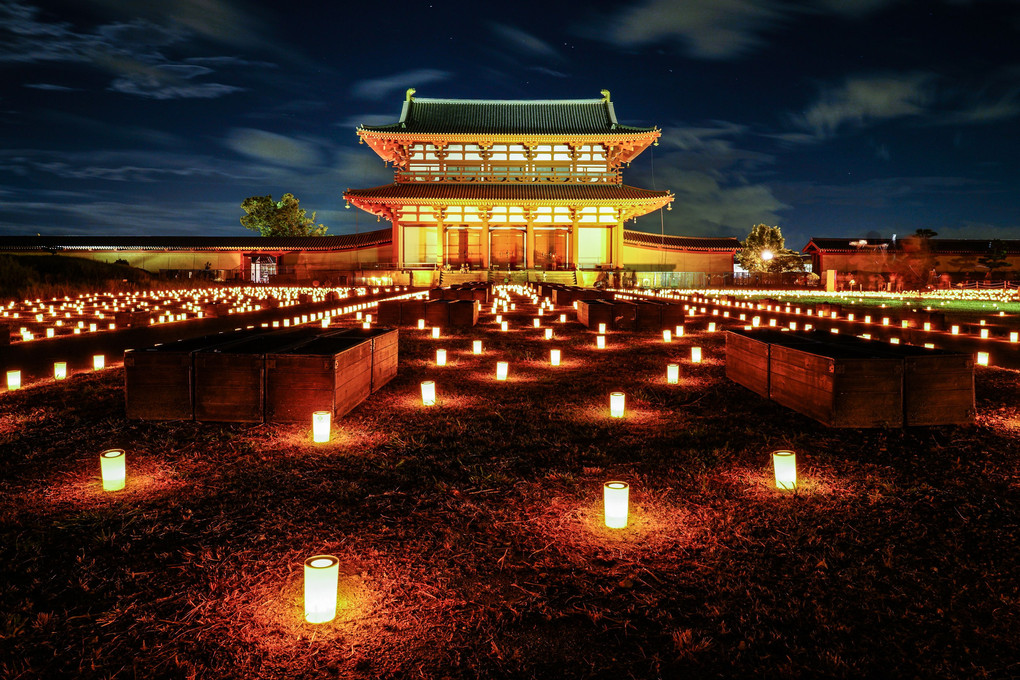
[350,69,451,101]
[792,73,934,139]
[224,129,323,168]
[24,83,79,91]
[489,24,561,60]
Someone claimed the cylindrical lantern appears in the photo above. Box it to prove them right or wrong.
[980,328,989,339]
[495,314,502,323]
[544,328,553,340]
[596,334,606,349]
[772,450,797,490]
[667,363,679,384]
[550,349,561,366]
[356,311,362,320]
[100,448,126,491]
[662,329,672,343]
[436,349,447,366]
[54,362,67,380]
[533,318,540,328]
[304,555,340,624]
[691,347,702,363]
[6,370,21,391]
[496,361,508,381]
[609,391,625,418]
[598,323,606,334]
[92,354,105,370]
[361,321,371,329]
[420,380,436,406]
[559,314,566,323]
[603,481,629,529]
[321,318,329,328]
[1010,332,1018,343]
[707,322,716,332]
[675,325,684,336]
[418,319,425,330]
[431,327,440,339]
[976,351,989,366]
[472,340,483,354]
[501,321,509,332]
[312,411,331,443]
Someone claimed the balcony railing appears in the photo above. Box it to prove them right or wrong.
[395,168,621,183]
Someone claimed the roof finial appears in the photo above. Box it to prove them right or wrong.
[405,88,416,102]
[600,89,611,103]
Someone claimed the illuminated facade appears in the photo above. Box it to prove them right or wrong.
[344,90,675,271]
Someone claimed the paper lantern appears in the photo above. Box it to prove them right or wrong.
[951,325,959,335]
[501,321,509,332]
[431,327,440,339]
[666,363,679,384]
[598,323,606,334]
[361,321,371,329]
[980,328,989,339]
[100,449,126,491]
[420,380,436,406]
[596,334,606,349]
[923,322,931,331]
[772,450,796,490]
[662,330,672,343]
[312,411,331,443]
[603,481,629,529]
[533,318,541,328]
[544,328,553,340]
[356,312,362,320]
[690,347,702,363]
[93,354,105,371]
[418,319,425,330]
[321,318,329,328]
[436,349,447,366]
[472,340,482,354]
[304,555,340,624]
[1010,332,1018,343]
[976,352,989,366]
[54,362,66,380]
[495,315,502,323]
[675,325,684,336]
[559,314,566,323]
[550,349,561,366]
[6,370,20,391]
[609,392,625,418]
[496,361,508,381]
[707,322,716,332]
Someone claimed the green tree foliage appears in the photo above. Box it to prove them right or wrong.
[736,224,803,272]
[978,239,1010,274]
[240,193,328,237]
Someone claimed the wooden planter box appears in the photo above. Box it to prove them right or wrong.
[725,331,771,398]
[769,343,904,428]
[124,329,264,420]
[448,300,479,327]
[376,300,402,326]
[328,327,399,392]
[611,302,637,330]
[577,300,614,329]
[265,336,373,422]
[114,311,150,327]
[193,330,318,423]
[425,300,451,326]
[661,304,685,329]
[401,300,426,326]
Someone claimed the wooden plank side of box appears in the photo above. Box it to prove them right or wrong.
[448,300,479,327]
[904,354,974,426]
[660,304,685,328]
[401,300,426,326]
[578,301,613,329]
[194,353,264,422]
[724,331,770,398]
[425,300,451,326]
[768,345,836,425]
[124,352,194,420]
[265,339,372,422]
[335,354,373,417]
[376,300,402,326]
[830,359,903,428]
[326,328,399,392]
[633,301,664,330]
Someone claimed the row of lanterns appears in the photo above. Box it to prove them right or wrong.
[5,355,105,390]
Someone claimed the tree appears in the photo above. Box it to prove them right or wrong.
[240,193,328,237]
[736,224,803,273]
[977,239,1010,277]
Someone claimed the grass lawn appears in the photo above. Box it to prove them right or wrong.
[2,287,1019,679]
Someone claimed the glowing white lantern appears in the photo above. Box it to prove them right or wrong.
[772,450,796,490]
[559,314,566,323]
[662,330,672,343]
[54,362,66,380]
[691,347,702,363]
[752,316,761,327]
[951,325,959,335]
[544,328,553,340]
[667,363,679,384]
[6,370,21,390]
[707,322,716,332]
[420,380,436,406]
[596,334,606,349]
[356,312,362,320]
[598,323,606,334]
[304,555,339,624]
[496,361,508,381]
[361,321,371,329]
[675,325,684,336]
[609,392,625,418]
[93,355,105,370]
[976,352,989,366]
[100,448,126,491]
[550,349,561,366]
[533,318,541,328]
[472,340,482,354]
[603,481,629,529]
[495,315,502,324]
[436,349,447,366]
[923,322,931,331]
[980,328,989,339]
[418,319,425,330]
[312,411,331,443]
[501,321,509,332]
[1010,332,1018,343]
[46,328,54,338]
[431,327,440,339]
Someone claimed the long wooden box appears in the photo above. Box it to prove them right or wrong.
[660,304,685,329]
[401,300,426,326]
[448,300,479,327]
[769,343,903,428]
[124,330,263,420]
[376,300,402,326]
[725,331,771,398]
[115,311,150,327]
[611,302,637,330]
[577,300,614,329]
[193,330,318,423]
[327,327,399,392]
[633,300,665,330]
[425,300,451,326]
[265,336,373,422]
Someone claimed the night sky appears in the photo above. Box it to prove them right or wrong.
[1,0,1018,249]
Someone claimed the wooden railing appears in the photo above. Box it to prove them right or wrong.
[395,168,621,183]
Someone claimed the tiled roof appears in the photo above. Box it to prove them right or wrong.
[0,229,392,252]
[344,183,672,203]
[625,230,741,251]
[804,237,1020,254]
[361,97,656,136]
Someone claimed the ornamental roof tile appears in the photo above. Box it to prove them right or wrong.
[0,230,392,252]
[344,183,672,203]
[624,230,741,251]
[360,97,656,136]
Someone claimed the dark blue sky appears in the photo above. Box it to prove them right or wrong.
[1,0,1018,249]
